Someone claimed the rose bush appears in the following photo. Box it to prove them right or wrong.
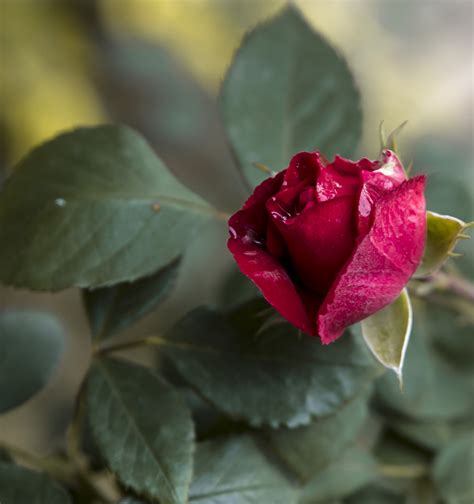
[228,150,426,343]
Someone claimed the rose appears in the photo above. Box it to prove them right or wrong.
[228,150,426,344]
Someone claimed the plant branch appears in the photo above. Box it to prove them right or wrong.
[410,270,474,310]
[93,335,167,356]
[0,442,76,484]
[378,463,428,479]
[434,270,474,302]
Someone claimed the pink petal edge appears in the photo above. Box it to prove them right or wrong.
[317,175,426,344]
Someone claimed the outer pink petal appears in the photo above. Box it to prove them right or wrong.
[357,150,408,236]
[317,175,426,344]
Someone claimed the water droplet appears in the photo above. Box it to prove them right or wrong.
[270,211,287,221]
[229,226,237,239]
[55,198,66,207]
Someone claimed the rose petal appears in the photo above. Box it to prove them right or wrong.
[316,164,360,203]
[229,172,285,242]
[317,176,426,344]
[357,150,407,236]
[268,180,310,221]
[265,219,288,259]
[227,238,314,334]
[228,171,314,334]
[332,155,379,174]
[315,153,383,204]
[268,195,357,295]
[282,152,323,188]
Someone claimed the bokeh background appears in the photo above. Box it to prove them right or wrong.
[0,0,472,455]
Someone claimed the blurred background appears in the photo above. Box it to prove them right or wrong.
[0,0,472,455]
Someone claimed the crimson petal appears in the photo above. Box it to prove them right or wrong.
[227,239,314,334]
[228,173,314,334]
[268,195,357,295]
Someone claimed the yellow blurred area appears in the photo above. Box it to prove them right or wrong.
[1,1,105,165]
[1,0,472,163]
[100,0,284,91]
[94,0,473,150]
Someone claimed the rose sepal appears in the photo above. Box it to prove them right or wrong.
[415,211,473,278]
[360,288,412,384]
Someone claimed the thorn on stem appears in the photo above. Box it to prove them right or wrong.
[253,162,272,174]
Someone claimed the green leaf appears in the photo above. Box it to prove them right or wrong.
[375,306,473,421]
[86,358,194,504]
[391,418,474,452]
[0,125,212,291]
[83,256,181,341]
[432,433,474,504]
[162,302,378,427]
[217,265,260,311]
[346,486,404,504]
[266,391,369,482]
[299,446,377,503]
[416,211,472,278]
[189,434,298,504]
[374,431,429,468]
[0,462,71,503]
[361,289,412,383]
[221,5,362,188]
[0,311,65,413]
[425,303,474,369]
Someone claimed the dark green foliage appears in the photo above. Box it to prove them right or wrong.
[298,446,378,503]
[0,462,71,504]
[0,125,210,290]
[432,433,474,503]
[83,256,181,341]
[163,303,378,427]
[86,359,194,504]
[221,5,362,187]
[346,486,404,504]
[266,391,370,481]
[376,311,473,421]
[189,435,298,504]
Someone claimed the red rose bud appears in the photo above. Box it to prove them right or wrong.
[228,151,426,344]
